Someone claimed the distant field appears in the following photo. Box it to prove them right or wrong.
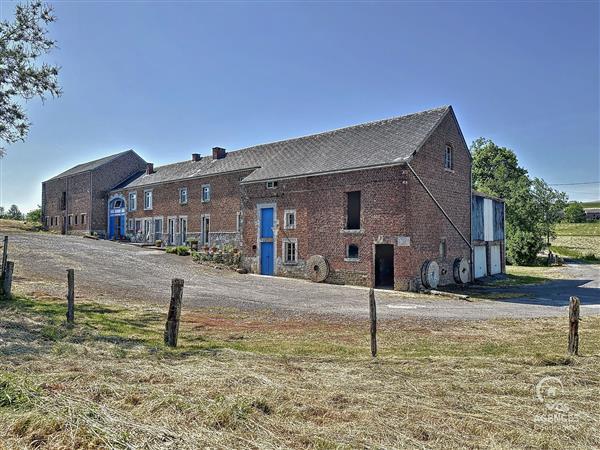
[582,201,600,208]
[552,221,600,259]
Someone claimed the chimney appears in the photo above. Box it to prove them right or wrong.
[191,153,201,162]
[146,163,154,175]
[212,147,227,160]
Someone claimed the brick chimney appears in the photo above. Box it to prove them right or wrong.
[146,163,154,175]
[212,147,226,160]
[191,153,201,162]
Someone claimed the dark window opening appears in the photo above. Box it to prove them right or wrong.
[440,239,447,259]
[347,244,359,259]
[60,192,66,210]
[346,191,361,230]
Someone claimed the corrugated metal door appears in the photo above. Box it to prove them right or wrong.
[490,244,501,275]
[474,245,487,279]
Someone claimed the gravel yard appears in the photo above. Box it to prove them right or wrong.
[5,231,600,320]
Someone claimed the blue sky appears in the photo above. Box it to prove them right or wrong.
[0,0,598,212]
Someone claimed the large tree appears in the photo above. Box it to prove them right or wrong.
[0,0,61,155]
[471,138,567,265]
[563,202,587,223]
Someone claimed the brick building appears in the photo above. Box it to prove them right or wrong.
[43,105,503,290]
[42,150,147,235]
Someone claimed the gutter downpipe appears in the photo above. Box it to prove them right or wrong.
[406,162,473,279]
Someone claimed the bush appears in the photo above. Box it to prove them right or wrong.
[165,246,177,254]
[176,246,190,256]
[507,229,544,265]
[155,240,163,247]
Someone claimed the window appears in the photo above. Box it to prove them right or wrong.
[202,184,211,202]
[113,199,123,209]
[201,215,210,246]
[68,215,73,226]
[74,214,78,225]
[179,217,188,244]
[266,181,278,189]
[128,192,137,211]
[236,211,242,232]
[283,238,297,264]
[60,192,66,210]
[439,239,447,259]
[81,214,86,225]
[284,209,296,229]
[144,190,153,210]
[135,219,142,234]
[179,188,188,205]
[128,219,134,232]
[347,244,359,259]
[346,191,361,230]
[444,145,453,170]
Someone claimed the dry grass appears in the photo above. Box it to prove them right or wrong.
[0,219,43,233]
[0,292,599,449]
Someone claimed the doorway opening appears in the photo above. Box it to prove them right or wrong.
[374,244,394,289]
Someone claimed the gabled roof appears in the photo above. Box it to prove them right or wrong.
[114,106,452,190]
[46,150,141,182]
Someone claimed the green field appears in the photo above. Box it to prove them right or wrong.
[582,201,600,208]
[552,221,600,260]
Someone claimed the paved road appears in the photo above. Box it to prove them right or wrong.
[5,231,600,320]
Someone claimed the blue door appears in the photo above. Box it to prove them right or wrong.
[261,242,274,275]
[260,208,273,238]
[260,207,274,275]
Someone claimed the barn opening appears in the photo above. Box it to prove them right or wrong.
[374,244,394,288]
[346,191,361,229]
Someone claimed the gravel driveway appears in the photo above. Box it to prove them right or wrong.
[5,231,600,320]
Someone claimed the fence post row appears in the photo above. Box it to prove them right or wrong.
[568,296,580,356]
[369,288,377,358]
[66,269,75,324]
[164,278,184,347]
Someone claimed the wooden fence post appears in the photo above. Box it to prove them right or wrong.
[568,296,580,356]
[1,261,14,299]
[164,278,184,347]
[66,269,75,324]
[369,288,377,357]
[1,235,8,277]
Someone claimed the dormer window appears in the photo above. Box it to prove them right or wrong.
[444,145,454,171]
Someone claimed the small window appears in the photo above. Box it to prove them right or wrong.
[128,219,134,231]
[266,180,278,189]
[347,244,359,259]
[202,185,211,202]
[68,215,73,226]
[283,239,297,264]
[144,190,153,210]
[440,238,447,259]
[128,192,137,211]
[444,145,453,170]
[60,192,66,210]
[346,191,361,230]
[74,214,78,225]
[284,209,296,229]
[81,214,86,225]
[135,219,142,234]
[179,188,188,205]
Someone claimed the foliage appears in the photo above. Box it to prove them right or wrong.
[25,206,41,223]
[0,1,61,155]
[4,204,23,220]
[563,202,587,223]
[471,138,567,265]
[175,246,190,256]
[164,246,177,254]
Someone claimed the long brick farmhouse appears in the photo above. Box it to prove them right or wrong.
[42,106,505,290]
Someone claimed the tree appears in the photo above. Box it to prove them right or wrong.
[6,204,22,220]
[471,138,567,265]
[0,1,61,155]
[0,206,4,218]
[563,202,587,223]
[26,205,41,222]
[530,178,567,247]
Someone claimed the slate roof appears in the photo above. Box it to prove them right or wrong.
[114,105,451,190]
[47,150,139,181]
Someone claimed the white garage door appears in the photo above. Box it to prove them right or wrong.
[474,245,487,279]
[490,244,501,275]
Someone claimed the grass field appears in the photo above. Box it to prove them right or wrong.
[552,222,600,261]
[1,292,599,449]
[581,201,600,208]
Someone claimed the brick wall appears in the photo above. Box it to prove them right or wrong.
[42,172,92,235]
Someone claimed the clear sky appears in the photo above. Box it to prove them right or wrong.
[0,0,598,212]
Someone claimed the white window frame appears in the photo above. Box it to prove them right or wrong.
[144,190,153,210]
[284,209,296,230]
[179,187,188,205]
[135,219,143,234]
[201,184,211,202]
[128,192,137,211]
[266,180,278,189]
[444,145,454,171]
[68,214,73,226]
[128,218,134,232]
[282,238,298,265]
[201,214,210,246]
[179,216,188,245]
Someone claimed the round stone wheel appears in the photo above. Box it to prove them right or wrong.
[453,257,470,284]
[307,255,329,283]
[421,260,440,289]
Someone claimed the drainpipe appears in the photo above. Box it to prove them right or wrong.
[406,161,472,253]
